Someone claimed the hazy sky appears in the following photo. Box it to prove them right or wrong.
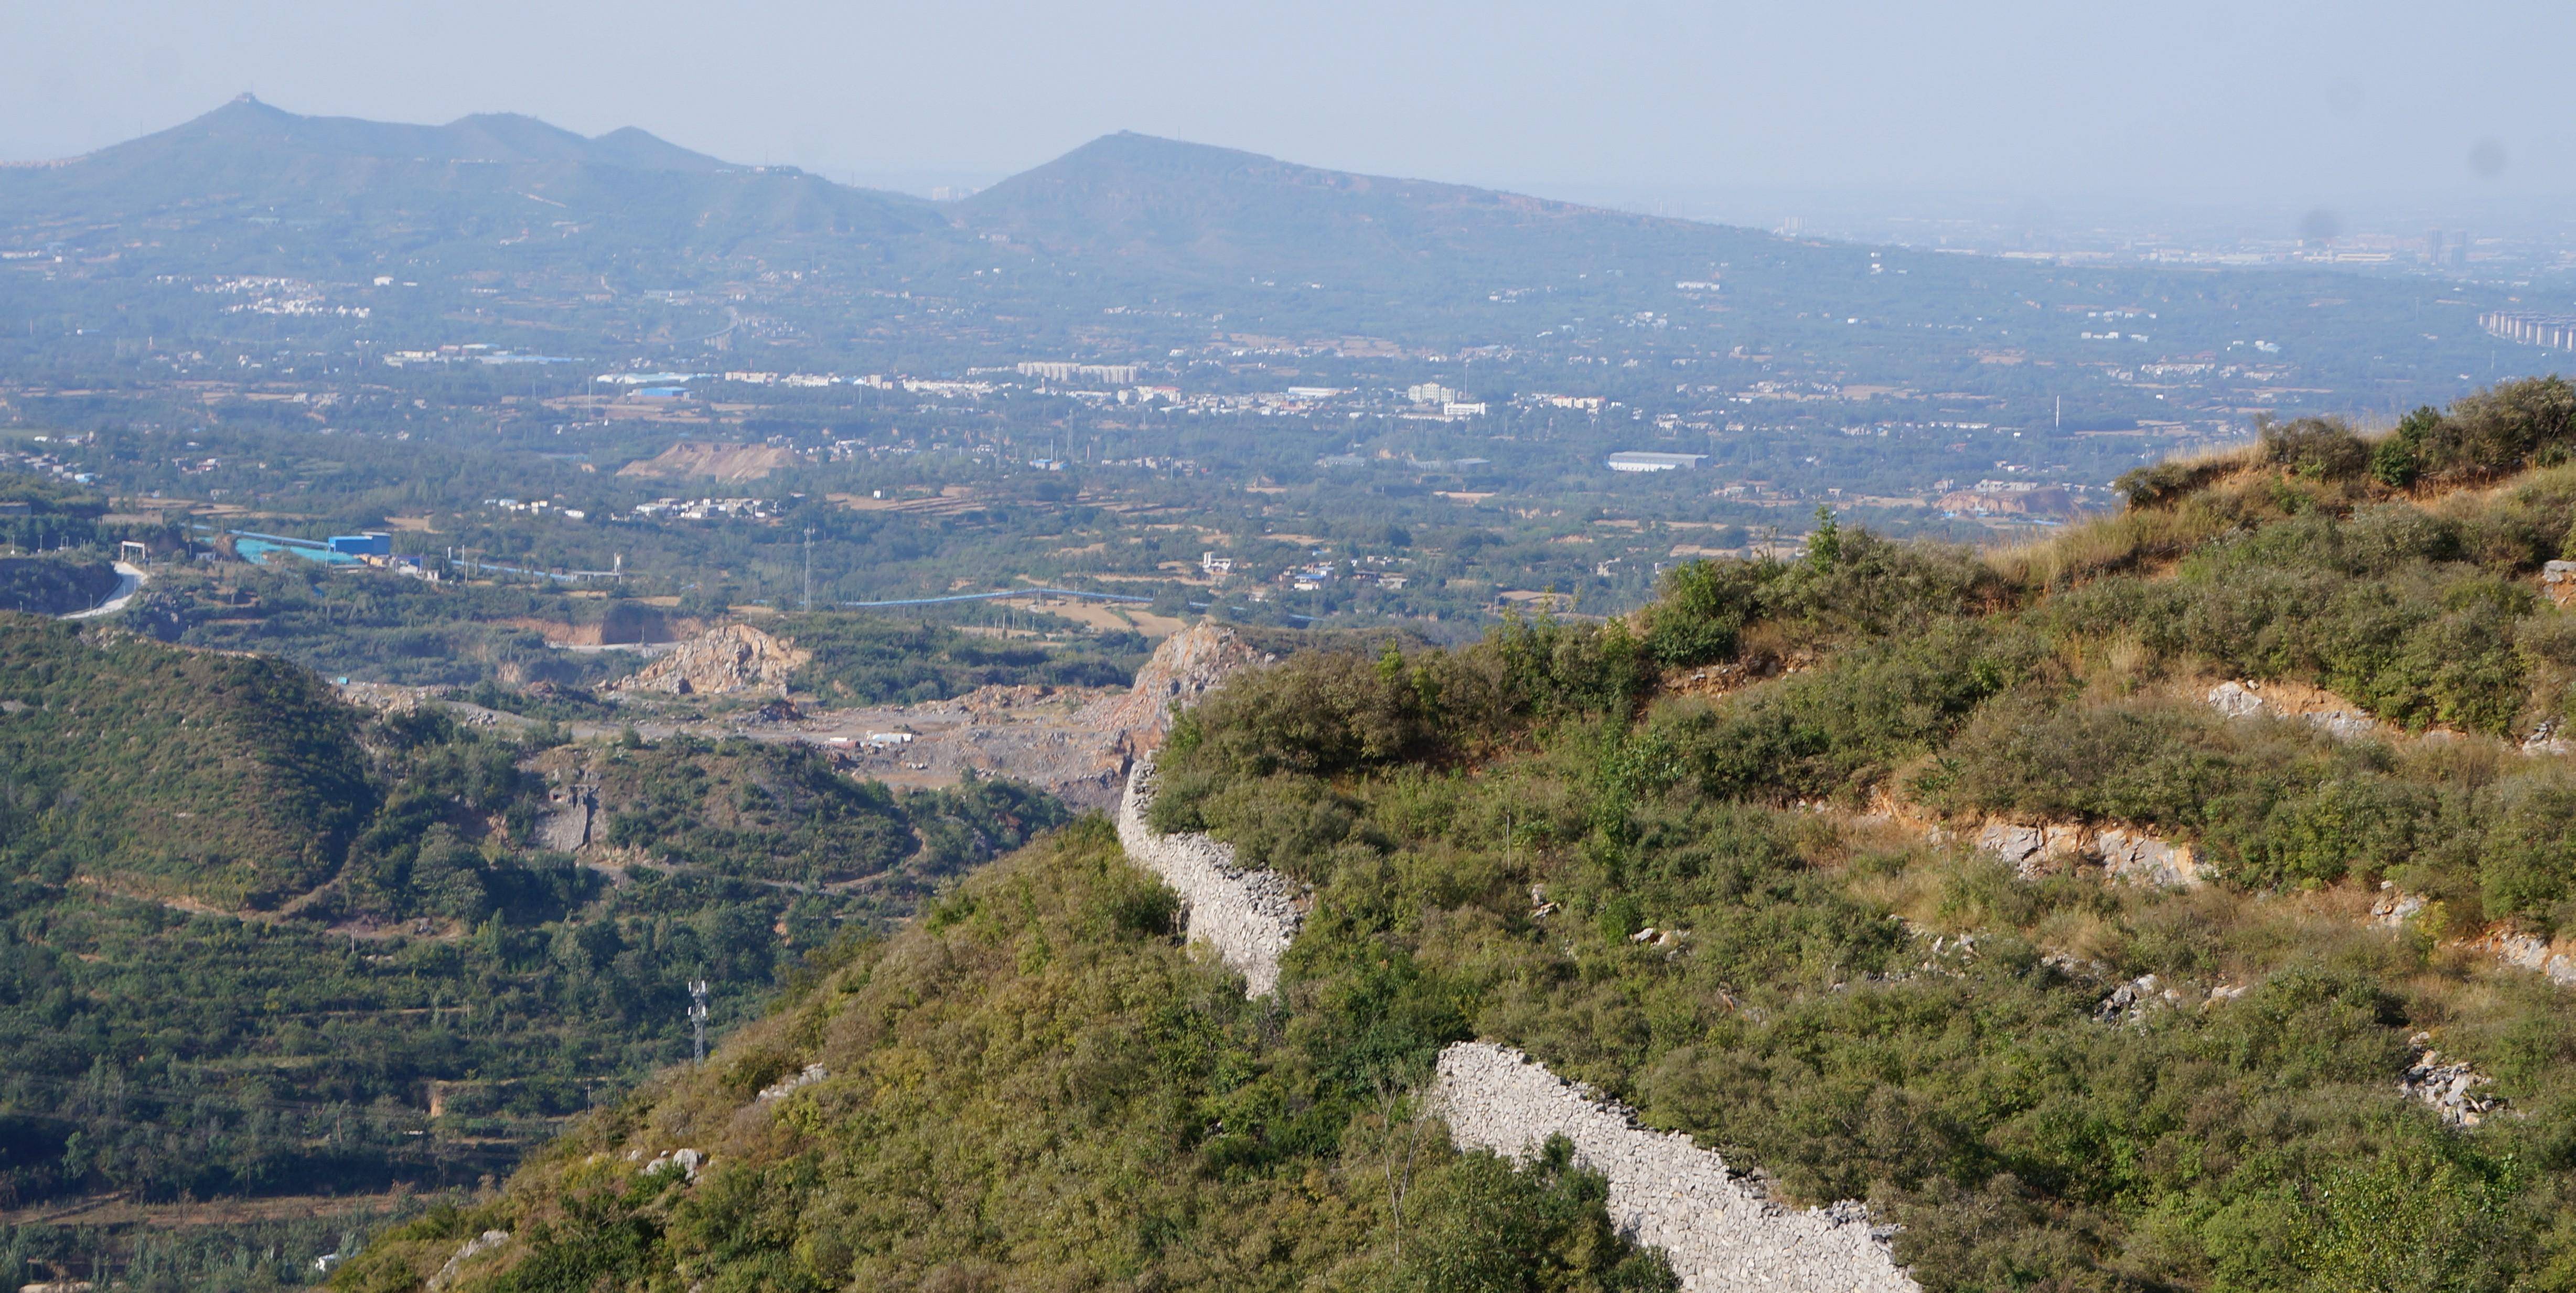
[6,0,2571,211]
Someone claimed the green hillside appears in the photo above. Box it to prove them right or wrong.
[0,619,1064,1284]
[0,615,374,910]
[380,378,2576,1292]
[328,824,1677,1293]
[0,558,117,616]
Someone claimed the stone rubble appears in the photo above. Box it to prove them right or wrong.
[2522,718,2573,756]
[2400,1034,2504,1128]
[1115,756,1305,997]
[2095,973,2185,1025]
[613,622,808,697]
[1429,1042,1918,1293]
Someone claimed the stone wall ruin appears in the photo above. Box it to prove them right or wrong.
[1429,1042,1918,1293]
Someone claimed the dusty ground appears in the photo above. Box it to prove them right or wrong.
[615,440,792,482]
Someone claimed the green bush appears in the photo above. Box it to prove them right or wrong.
[2261,416,2369,482]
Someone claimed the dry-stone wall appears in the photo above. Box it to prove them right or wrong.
[1115,756,1303,996]
[1430,1043,1918,1293]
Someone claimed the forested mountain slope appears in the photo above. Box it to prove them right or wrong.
[378,376,2576,1293]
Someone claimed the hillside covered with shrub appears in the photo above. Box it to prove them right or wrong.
[363,378,2576,1292]
[0,618,1064,1285]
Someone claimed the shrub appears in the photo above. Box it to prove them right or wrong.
[1643,559,1772,668]
[2417,376,2576,483]
[2116,455,2238,509]
[2261,416,2369,482]
[2371,405,2440,488]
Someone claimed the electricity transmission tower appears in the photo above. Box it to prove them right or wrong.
[688,980,709,1065]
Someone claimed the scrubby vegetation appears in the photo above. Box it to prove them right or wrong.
[406,378,2576,1291]
[131,567,1152,705]
[0,616,1064,1246]
[0,555,119,615]
[775,611,1149,704]
[336,826,1677,1293]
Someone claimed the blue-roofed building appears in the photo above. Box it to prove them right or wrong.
[236,539,362,567]
[327,532,391,556]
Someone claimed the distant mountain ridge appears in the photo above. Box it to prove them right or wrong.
[0,97,2500,387]
[956,130,1744,286]
[0,94,944,252]
[0,99,1737,285]
[87,93,734,173]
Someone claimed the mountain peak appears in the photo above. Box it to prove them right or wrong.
[102,99,729,174]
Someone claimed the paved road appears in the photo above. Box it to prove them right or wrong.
[63,561,149,620]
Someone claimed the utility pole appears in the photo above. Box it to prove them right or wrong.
[688,980,709,1065]
[802,527,813,612]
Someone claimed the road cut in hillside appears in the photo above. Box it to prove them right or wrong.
[1431,1042,1919,1293]
[61,560,147,620]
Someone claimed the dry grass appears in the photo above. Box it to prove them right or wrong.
[1984,445,2258,590]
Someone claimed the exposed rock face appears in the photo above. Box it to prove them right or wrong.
[756,1063,828,1103]
[1078,620,1267,746]
[614,622,808,697]
[1974,820,2198,888]
[2475,928,2576,988]
[2371,885,2428,928]
[1115,756,1303,996]
[2374,885,2576,990]
[2546,560,2576,609]
[1429,1043,1918,1293]
[425,1230,511,1291]
[2206,679,2380,741]
[532,784,594,853]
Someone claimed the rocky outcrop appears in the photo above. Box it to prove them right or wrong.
[1115,757,1303,996]
[2206,679,2382,741]
[2472,928,2576,988]
[2374,884,2576,988]
[2546,560,2576,609]
[532,784,594,853]
[1973,821,2199,888]
[1078,621,1268,745]
[756,1063,827,1102]
[1429,1043,1917,1293]
[425,1230,511,1292]
[613,622,807,697]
